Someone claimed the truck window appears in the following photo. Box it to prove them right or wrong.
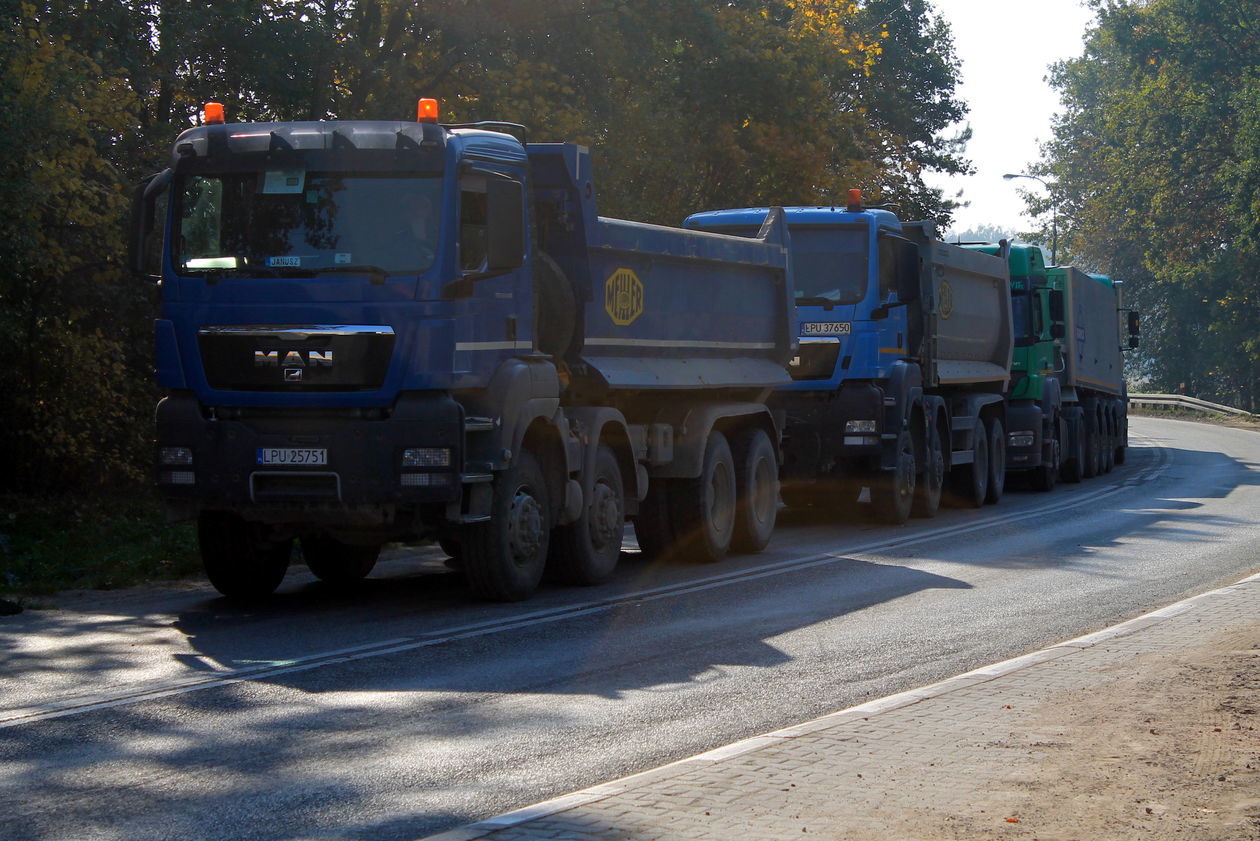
[459,174,489,272]
[1011,290,1034,347]
[791,227,867,305]
[173,172,443,275]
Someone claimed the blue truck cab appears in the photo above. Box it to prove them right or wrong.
[687,196,1013,524]
[131,101,795,602]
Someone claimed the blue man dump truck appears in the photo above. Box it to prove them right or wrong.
[686,193,1013,524]
[130,99,795,601]
[964,243,1137,489]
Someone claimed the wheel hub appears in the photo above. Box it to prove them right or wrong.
[589,484,621,549]
[507,488,544,563]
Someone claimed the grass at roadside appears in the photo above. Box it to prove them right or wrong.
[0,491,200,601]
[1129,405,1260,431]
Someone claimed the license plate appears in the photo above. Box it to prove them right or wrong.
[801,322,851,336]
[256,448,327,466]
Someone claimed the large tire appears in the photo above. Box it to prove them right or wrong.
[1082,407,1100,479]
[984,416,1006,505]
[673,431,737,564]
[871,429,915,524]
[1062,415,1085,483]
[548,444,624,585]
[730,428,779,553]
[912,422,944,519]
[1032,415,1060,492]
[948,419,988,508]
[300,535,380,583]
[634,479,677,559]
[462,449,551,601]
[198,511,292,599]
[1100,410,1115,474]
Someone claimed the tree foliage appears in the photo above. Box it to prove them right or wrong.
[1040,0,1260,406]
[0,0,970,494]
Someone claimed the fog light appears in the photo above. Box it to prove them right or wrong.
[844,420,878,433]
[843,435,880,446]
[160,447,194,465]
[163,471,196,485]
[1008,431,1036,448]
[400,472,451,487]
[402,447,451,468]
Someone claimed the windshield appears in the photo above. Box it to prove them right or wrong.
[791,227,868,305]
[175,171,442,275]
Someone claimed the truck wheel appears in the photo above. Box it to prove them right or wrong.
[948,420,988,508]
[984,417,1006,505]
[912,424,945,518]
[300,535,380,583]
[462,449,550,601]
[674,431,737,563]
[871,429,915,524]
[1062,416,1084,483]
[1082,409,1100,478]
[198,511,292,599]
[1100,411,1115,473]
[634,479,677,559]
[1032,421,1060,492]
[730,427,778,553]
[548,444,624,585]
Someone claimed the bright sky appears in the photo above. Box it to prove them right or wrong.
[923,0,1097,236]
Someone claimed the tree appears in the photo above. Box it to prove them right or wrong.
[1039,0,1260,406]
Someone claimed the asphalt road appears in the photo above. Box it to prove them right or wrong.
[2,416,1257,841]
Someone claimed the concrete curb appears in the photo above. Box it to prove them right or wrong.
[417,569,1260,841]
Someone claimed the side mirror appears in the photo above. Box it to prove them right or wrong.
[1127,310,1140,336]
[1128,336,1140,349]
[1050,323,1066,340]
[1048,289,1065,321]
[896,240,921,303]
[129,169,171,279]
[485,178,525,271]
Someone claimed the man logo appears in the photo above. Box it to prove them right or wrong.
[254,350,334,368]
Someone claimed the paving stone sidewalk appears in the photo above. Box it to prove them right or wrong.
[422,571,1260,841]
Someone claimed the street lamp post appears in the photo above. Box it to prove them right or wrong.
[1003,173,1057,266]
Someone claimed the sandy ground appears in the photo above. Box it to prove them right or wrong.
[903,619,1260,841]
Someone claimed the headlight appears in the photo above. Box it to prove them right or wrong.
[844,420,879,433]
[1008,431,1036,448]
[159,447,194,465]
[401,447,451,468]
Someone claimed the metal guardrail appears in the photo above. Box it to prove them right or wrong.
[1128,393,1256,417]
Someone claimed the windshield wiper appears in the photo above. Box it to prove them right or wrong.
[796,295,844,307]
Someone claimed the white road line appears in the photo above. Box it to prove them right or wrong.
[0,437,1170,729]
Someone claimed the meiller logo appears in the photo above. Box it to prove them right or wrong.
[254,350,333,368]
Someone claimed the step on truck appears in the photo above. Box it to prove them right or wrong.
[686,192,1014,523]
[964,243,1139,489]
[130,99,796,601]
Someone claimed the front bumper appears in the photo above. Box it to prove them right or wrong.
[155,390,463,520]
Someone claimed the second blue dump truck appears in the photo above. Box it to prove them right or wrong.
[686,193,1013,524]
[131,99,795,602]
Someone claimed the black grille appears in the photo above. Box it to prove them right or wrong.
[788,341,841,380]
[199,326,394,391]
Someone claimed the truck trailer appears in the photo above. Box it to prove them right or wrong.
[131,99,796,602]
[686,194,1014,524]
[966,243,1137,489]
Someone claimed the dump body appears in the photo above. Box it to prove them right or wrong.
[1055,267,1125,396]
[903,229,1012,388]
